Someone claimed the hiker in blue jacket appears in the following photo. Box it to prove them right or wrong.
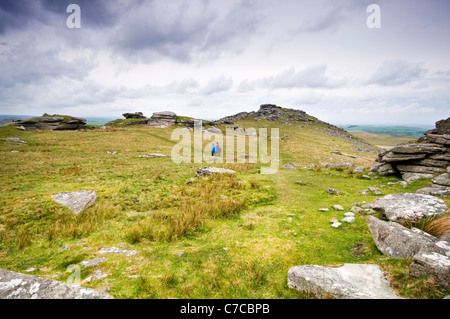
[211,143,216,156]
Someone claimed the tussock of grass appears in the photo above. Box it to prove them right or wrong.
[411,210,450,238]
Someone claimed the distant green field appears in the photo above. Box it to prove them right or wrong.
[339,125,432,138]
[351,132,416,149]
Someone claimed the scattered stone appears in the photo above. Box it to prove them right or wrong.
[295,180,308,185]
[319,208,330,212]
[282,163,296,170]
[206,126,222,134]
[344,212,355,217]
[195,167,236,177]
[330,218,339,223]
[409,251,450,290]
[360,187,382,195]
[341,217,355,223]
[352,166,365,173]
[79,258,107,268]
[371,193,448,224]
[98,247,138,257]
[331,222,342,228]
[138,153,171,158]
[0,268,113,299]
[326,188,340,195]
[25,268,36,273]
[1,137,27,144]
[52,191,97,214]
[287,264,402,299]
[362,175,371,179]
[61,245,70,251]
[107,151,117,155]
[332,205,344,211]
[92,270,108,280]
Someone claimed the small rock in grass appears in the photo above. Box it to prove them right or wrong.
[331,222,342,228]
[326,188,340,195]
[344,212,355,217]
[341,217,356,223]
[333,205,344,211]
[80,258,107,268]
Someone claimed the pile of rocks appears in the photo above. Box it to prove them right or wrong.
[288,193,450,298]
[16,114,87,131]
[370,117,450,183]
[123,112,147,119]
[147,111,177,127]
[217,104,314,124]
[367,193,450,290]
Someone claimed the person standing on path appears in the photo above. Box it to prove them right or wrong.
[216,142,221,157]
[211,143,216,156]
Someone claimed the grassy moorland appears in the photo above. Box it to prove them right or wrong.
[0,118,449,299]
[351,132,417,150]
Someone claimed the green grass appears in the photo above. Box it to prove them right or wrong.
[351,132,417,149]
[0,121,449,299]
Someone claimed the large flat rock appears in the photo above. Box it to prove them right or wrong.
[366,216,439,258]
[0,269,112,299]
[287,264,402,299]
[372,193,448,224]
[52,191,97,214]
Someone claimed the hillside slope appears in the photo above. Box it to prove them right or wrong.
[0,105,448,299]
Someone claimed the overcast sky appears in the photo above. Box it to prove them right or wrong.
[0,0,449,125]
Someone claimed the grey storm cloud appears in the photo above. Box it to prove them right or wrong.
[293,0,374,33]
[0,0,135,33]
[367,60,427,86]
[0,40,92,89]
[109,0,263,62]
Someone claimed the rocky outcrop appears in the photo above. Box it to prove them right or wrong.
[148,111,177,127]
[0,268,113,299]
[52,191,97,214]
[218,104,314,124]
[17,114,87,131]
[370,117,450,183]
[218,104,378,153]
[122,112,147,119]
[287,264,402,299]
[371,193,448,224]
